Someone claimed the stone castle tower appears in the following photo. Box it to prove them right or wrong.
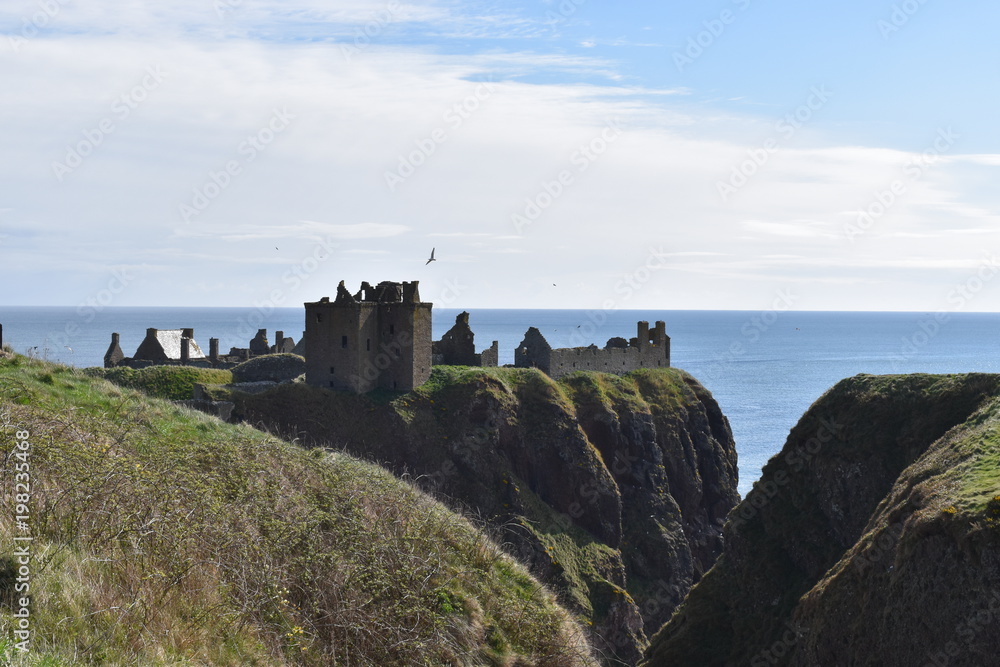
[304,280,432,393]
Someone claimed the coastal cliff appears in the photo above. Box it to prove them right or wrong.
[643,373,1000,667]
[231,366,740,665]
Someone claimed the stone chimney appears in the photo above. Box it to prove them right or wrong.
[636,321,650,350]
[209,338,219,362]
[104,332,125,368]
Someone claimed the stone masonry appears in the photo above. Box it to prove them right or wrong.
[304,280,432,393]
[515,320,670,379]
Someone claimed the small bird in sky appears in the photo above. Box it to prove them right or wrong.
[425,248,436,265]
[64,346,73,353]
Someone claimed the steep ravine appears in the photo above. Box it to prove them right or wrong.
[643,373,1000,667]
[231,367,740,666]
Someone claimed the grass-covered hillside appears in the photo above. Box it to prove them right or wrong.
[643,373,1000,667]
[0,353,598,666]
[227,365,740,666]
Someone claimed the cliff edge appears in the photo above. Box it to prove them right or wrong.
[232,366,740,665]
[643,373,1000,667]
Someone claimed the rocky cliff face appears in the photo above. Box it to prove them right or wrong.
[643,373,1000,667]
[232,367,739,666]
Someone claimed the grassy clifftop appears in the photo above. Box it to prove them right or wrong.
[230,365,740,666]
[643,373,1000,667]
[0,355,597,666]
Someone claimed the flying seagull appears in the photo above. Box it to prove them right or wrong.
[425,248,436,265]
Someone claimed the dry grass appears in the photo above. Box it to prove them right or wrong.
[0,355,597,666]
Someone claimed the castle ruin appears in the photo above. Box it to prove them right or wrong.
[95,279,671,392]
[304,280,432,393]
[432,311,499,368]
[515,320,670,379]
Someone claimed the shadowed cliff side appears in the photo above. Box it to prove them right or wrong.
[643,373,1000,667]
[231,366,740,666]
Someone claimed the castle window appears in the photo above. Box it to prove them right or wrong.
[341,336,348,348]
[366,339,371,351]
[316,313,323,323]
[330,366,335,374]
[389,324,395,335]
[329,381,334,388]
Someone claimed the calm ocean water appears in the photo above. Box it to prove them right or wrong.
[2,305,998,496]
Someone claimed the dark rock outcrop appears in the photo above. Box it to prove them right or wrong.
[643,373,1000,667]
[230,367,739,666]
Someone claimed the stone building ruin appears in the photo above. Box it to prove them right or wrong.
[432,311,499,368]
[514,320,670,379]
[104,327,299,369]
[304,280,432,393]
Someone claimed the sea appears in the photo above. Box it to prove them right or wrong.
[2,306,998,497]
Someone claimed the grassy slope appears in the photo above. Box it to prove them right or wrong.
[225,365,739,665]
[0,355,597,666]
[643,373,1000,667]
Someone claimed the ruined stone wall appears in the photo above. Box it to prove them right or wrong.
[305,299,378,393]
[547,343,669,379]
[432,312,479,366]
[374,302,432,392]
[515,321,670,379]
[479,341,499,368]
[514,327,552,372]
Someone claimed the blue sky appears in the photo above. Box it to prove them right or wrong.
[2,0,999,311]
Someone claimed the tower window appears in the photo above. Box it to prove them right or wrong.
[341,336,348,348]
[390,324,395,335]
[330,366,335,374]
[366,339,371,351]
[316,313,323,323]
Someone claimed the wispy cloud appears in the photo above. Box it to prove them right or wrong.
[741,220,839,239]
[174,221,410,242]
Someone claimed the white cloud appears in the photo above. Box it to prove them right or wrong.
[741,220,838,239]
[2,7,1000,311]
